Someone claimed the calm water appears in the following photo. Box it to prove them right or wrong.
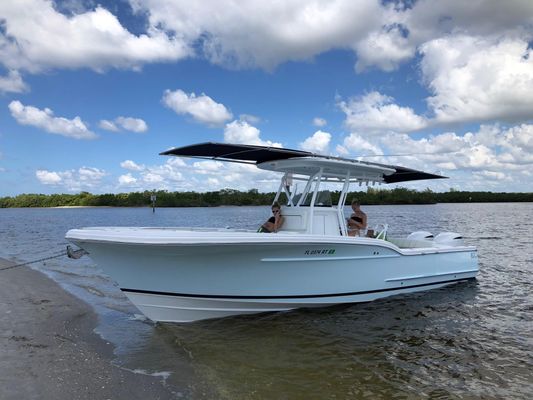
[1,204,532,399]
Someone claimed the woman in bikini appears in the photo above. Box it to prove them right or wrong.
[259,202,285,233]
[347,199,367,236]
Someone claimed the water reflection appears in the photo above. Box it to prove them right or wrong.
[157,282,482,399]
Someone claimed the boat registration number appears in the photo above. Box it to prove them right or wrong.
[304,249,336,255]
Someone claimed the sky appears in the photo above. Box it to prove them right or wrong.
[0,0,532,196]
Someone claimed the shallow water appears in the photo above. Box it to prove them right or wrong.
[1,204,532,399]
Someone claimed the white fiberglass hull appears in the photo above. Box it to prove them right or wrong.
[66,227,478,323]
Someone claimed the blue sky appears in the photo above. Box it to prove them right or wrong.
[1,0,532,195]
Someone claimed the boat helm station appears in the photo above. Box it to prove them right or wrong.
[162,142,447,240]
[261,157,395,237]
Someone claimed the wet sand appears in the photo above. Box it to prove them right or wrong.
[0,258,181,400]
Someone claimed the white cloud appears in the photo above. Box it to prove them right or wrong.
[223,120,282,147]
[98,119,120,132]
[126,0,533,75]
[0,70,28,93]
[338,35,533,132]
[78,166,106,181]
[342,133,383,156]
[239,114,261,124]
[138,159,185,187]
[100,116,148,133]
[9,100,97,139]
[354,25,415,72]
[166,157,187,167]
[0,1,190,73]
[379,124,533,174]
[312,117,327,127]
[330,122,533,192]
[420,35,533,124]
[299,130,331,154]
[380,131,480,171]
[339,92,427,134]
[35,167,107,190]
[206,177,220,186]
[185,161,279,192]
[405,0,533,44]
[473,170,507,181]
[131,0,384,71]
[115,117,148,133]
[35,170,62,185]
[505,124,533,152]
[120,160,145,171]
[162,89,233,126]
[1,0,531,81]
[354,0,533,74]
[116,155,280,192]
[335,145,349,156]
[39,122,529,192]
[192,160,225,173]
[142,172,165,184]
[118,173,138,186]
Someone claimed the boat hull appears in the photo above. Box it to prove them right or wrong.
[67,229,478,322]
[121,279,472,322]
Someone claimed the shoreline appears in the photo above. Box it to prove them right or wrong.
[0,201,531,210]
[53,205,113,208]
[0,258,182,399]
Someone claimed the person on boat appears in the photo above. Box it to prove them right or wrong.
[259,202,285,233]
[347,199,367,236]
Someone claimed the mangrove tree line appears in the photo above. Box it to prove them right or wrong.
[0,188,532,208]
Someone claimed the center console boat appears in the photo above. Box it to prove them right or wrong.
[66,142,478,322]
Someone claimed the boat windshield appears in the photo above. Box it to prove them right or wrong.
[291,190,332,207]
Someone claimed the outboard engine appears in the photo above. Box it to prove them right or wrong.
[434,232,464,246]
[407,231,434,240]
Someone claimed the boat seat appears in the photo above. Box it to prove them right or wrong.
[278,214,307,233]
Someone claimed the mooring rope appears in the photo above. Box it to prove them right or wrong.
[0,246,87,272]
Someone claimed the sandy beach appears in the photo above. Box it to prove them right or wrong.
[0,258,181,400]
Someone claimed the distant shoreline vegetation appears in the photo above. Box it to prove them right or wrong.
[1,188,532,208]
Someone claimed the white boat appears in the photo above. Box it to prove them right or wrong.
[66,142,478,323]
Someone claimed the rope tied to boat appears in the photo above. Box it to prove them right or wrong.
[0,246,88,272]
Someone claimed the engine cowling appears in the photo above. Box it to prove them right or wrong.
[434,232,464,246]
[406,231,434,240]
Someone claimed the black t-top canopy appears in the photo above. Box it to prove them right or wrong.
[161,142,313,163]
[160,142,446,183]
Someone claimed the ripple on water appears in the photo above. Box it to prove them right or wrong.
[1,204,532,399]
